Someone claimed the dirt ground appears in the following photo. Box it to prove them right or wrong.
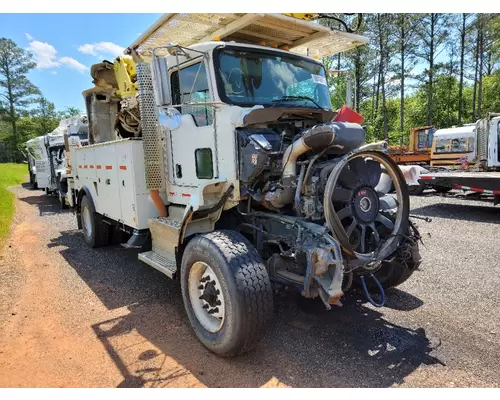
[0,183,499,388]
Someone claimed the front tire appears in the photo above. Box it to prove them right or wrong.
[180,230,274,357]
[80,195,109,248]
[371,238,421,289]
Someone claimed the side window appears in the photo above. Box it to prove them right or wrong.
[171,62,213,127]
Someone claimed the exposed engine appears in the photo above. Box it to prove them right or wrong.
[238,121,365,218]
[234,116,419,309]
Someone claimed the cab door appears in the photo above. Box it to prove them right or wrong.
[168,60,217,187]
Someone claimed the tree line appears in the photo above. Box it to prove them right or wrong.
[0,38,81,163]
[2,14,500,162]
[324,13,500,145]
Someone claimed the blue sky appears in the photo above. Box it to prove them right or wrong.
[1,13,456,114]
[0,13,164,113]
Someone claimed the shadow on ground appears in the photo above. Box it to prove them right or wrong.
[18,182,71,217]
[411,202,500,224]
[49,226,443,388]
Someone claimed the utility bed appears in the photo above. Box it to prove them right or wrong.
[126,13,369,59]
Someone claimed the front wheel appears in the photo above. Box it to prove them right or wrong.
[370,237,421,289]
[180,230,274,357]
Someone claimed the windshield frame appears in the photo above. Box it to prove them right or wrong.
[212,45,332,110]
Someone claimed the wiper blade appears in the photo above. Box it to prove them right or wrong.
[271,95,323,109]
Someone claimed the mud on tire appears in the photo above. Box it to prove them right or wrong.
[180,230,274,357]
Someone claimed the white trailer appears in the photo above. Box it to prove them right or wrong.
[68,13,424,357]
[417,113,500,203]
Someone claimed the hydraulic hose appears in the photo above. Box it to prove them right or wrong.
[360,273,385,307]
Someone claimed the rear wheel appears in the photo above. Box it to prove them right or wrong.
[408,183,425,196]
[434,185,451,194]
[180,230,274,357]
[80,195,109,248]
[58,191,68,209]
[30,172,38,190]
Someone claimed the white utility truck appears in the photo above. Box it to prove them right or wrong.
[67,13,423,357]
[26,135,46,189]
[417,113,500,203]
[25,116,89,208]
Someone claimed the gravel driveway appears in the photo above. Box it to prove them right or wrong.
[0,184,499,388]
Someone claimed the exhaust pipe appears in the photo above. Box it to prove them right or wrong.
[266,123,362,208]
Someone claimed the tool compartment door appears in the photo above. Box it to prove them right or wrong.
[116,141,138,228]
[93,145,121,221]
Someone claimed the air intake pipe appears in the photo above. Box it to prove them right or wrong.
[266,122,365,208]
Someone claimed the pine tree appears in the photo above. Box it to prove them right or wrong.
[0,38,39,161]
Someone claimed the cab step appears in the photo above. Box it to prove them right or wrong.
[138,250,177,279]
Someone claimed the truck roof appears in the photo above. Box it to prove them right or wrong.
[434,125,476,139]
[126,13,369,60]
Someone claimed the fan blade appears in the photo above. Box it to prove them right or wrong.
[374,172,392,194]
[379,195,398,210]
[338,166,359,189]
[360,225,367,253]
[376,213,395,230]
[337,205,351,220]
[346,219,357,237]
[365,160,382,187]
[369,223,380,244]
[350,158,369,184]
[331,188,353,203]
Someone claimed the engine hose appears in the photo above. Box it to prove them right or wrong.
[360,273,385,308]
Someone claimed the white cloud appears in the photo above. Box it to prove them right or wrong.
[77,41,124,58]
[59,57,88,72]
[28,40,61,69]
[25,32,33,41]
[26,39,88,73]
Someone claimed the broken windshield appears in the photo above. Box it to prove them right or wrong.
[215,47,332,110]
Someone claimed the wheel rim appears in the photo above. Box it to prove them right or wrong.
[188,261,225,333]
[328,152,406,260]
[82,204,92,238]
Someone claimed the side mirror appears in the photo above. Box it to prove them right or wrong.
[151,55,172,107]
[159,107,182,131]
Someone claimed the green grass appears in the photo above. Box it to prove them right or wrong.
[0,163,28,248]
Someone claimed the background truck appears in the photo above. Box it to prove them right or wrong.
[388,125,436,166]
[66,13,424,357]
[417,113,500,202]
[25,116,89,208]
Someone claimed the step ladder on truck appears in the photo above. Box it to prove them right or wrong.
[66,13,424,357]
